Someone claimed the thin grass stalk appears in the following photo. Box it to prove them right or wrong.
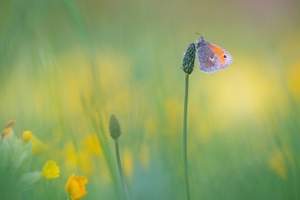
[183,73,191,200]
[115,139,130,200]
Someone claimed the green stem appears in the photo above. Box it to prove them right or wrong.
[115,139,130,200]
[183,73,191,200]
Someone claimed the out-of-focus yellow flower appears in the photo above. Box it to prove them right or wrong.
[22,131,48,154]
[268,148,287,179]
[22,131,34,144]
[1,122,61,197]
[123,148,133,179]
[64,142,79,171]
[84,135,102,156]
[1,120,15,137]
[31,138,49,154]
[1,128,12,137]
[41,160,60,179]
[287,61,300,100]
[65,173,88,200]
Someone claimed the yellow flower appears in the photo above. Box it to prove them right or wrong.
[1,128,12,137]
[1,120,15,137]
[84,135,102,156]
[65,173,88,200]
[22,131,34,144]
[31,138,49,154]
[41,160,60,179]
[22,131,48,154]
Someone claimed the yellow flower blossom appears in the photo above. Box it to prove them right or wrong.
[22,131,34,144]
[1,120,15,137]
[41,160,60,179]
[31,138,49,154]
[1,128,12,137]
[65,173,88,200]
[84,135,102,156]
[22,131,48,154]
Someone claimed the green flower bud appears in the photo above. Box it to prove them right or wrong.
[181,43,196,74]
[109,115,121,140]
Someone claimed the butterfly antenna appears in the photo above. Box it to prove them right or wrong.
[195,32,204,36]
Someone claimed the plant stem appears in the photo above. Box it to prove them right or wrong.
[115,138,130,200]
[183,73,191,200]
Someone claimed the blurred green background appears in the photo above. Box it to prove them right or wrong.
[1,0,300,199]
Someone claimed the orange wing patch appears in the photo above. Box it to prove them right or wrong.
[209,44,225,65]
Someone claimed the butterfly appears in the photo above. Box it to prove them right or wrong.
[196,36,233,73]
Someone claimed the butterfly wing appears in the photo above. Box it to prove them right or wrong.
[209,43,233,69]
[196,37,233,73]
